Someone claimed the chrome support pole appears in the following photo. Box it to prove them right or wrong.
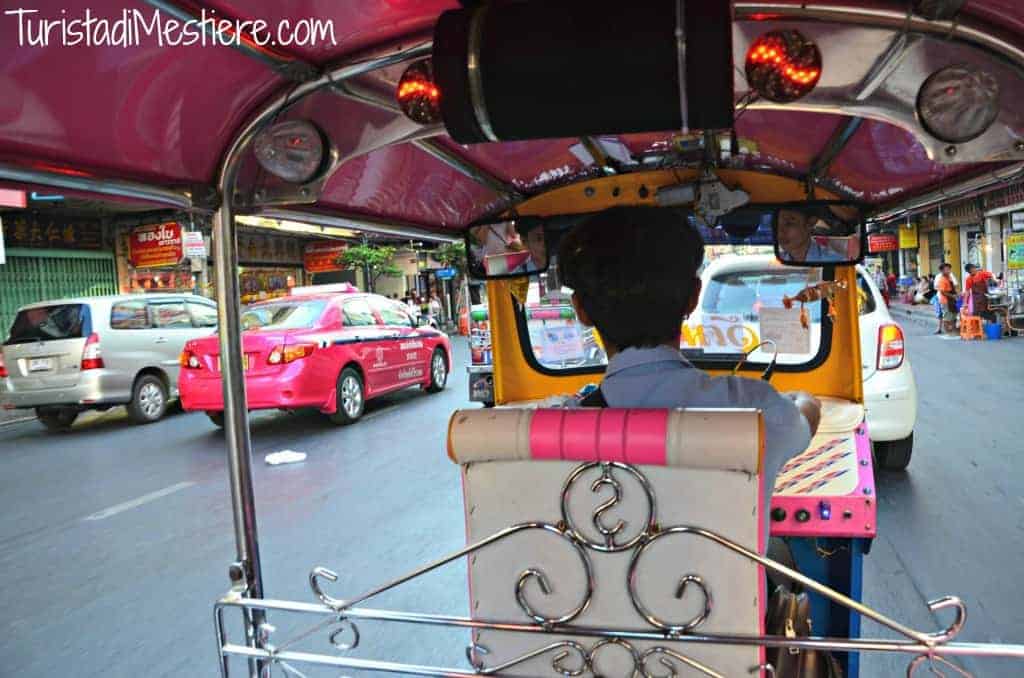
[212,36,439,676]
[256,208,461,243]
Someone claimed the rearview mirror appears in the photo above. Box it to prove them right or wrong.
[465,217,550,279]
[772,201,866,266]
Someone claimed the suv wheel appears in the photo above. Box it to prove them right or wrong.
[128,374,169,424]
[329,367,364,425]
[873,432,913,471]
[36,407,78,432]
[426,349,448,393]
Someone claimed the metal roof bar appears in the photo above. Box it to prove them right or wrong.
[579,136,618,175]
[256,208,461,243]
[0,161,194,210]
[808,116,863,180]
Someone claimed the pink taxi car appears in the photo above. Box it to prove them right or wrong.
[178,288,451,427]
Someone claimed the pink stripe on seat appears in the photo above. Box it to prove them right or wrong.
[529,409,668,465]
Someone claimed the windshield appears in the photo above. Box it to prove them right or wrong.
[5,304,88,344]
[240,300,326,331]
[521,249,828,372]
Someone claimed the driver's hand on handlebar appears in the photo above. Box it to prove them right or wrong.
[784,390,822,438]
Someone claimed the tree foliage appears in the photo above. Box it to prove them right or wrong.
[339,244,402,290]
[430,241,467,275]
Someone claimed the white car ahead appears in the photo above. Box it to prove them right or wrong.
[687,255,918,470]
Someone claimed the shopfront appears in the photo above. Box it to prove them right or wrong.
[0,213,117,334]
[897,221,919,279]
[119,221,199,294]
[236,229,307,303]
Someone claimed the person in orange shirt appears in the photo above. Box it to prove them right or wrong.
[963,263,995,321]
[935,262,957,334]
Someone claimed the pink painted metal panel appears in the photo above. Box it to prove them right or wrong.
[429,137,588,191]
[201,0,455,63]
[317,143,505,228]
[769,423,877,539]
[0,0,283,184]
[827,121,989,202]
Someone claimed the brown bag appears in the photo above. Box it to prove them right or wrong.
[765,585,843,678]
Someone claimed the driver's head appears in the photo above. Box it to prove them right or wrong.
[522,225,547,267]
[558,206,705,351]
[777,208,814,255]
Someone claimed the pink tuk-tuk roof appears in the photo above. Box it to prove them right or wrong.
[2,0,1022,229]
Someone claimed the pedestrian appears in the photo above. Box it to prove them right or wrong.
[935,262,958,334]
[429,293,442,321]
[913,276,931,304]
[963,263,995,321]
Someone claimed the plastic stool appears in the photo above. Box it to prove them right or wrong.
[960,314,984,341]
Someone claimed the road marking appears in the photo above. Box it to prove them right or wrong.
[82,481,196,521]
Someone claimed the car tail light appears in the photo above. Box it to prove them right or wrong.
[179,350,202,369]
[268,343,316,365]
[877,323,905,370]
[81,332,104,370]
[0,353,7,378]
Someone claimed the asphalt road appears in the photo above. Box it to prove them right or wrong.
[1,330,1022,677]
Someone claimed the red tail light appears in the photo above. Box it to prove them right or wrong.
[81,332,104,370]
[0,352,7,378]
[179,349,202,369]
[268,343,316,365]
[877,323,905,370]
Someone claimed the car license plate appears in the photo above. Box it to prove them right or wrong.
[28,358,53,372]
[216,355,251,372]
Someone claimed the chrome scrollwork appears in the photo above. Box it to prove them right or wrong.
[561,462,656,553]
[906,654,973,678]
[473,640,589,676]
[627,529,713,634]
[309,566,345,608]
[924,597,968,645]
[328,617,360,651]
[640,646,724,678]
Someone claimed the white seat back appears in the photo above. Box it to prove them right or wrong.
[449,407,767,677]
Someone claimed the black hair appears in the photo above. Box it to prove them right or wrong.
[558,206,705,350]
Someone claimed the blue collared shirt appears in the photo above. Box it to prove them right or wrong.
[597,345,812,541]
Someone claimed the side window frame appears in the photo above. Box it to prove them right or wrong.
[370,296,415,328]
[187,301,219,328]
[342,298,379,328]
[109,299,152,330]
[148,300,194,329]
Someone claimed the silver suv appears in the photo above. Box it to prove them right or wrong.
[0,294,218,431]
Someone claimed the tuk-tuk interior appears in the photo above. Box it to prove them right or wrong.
[3,1,1024,676]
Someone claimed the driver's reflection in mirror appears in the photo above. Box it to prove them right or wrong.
[509,225,547,274]
[776,208,846,264]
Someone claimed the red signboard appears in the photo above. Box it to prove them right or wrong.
[867,233,899,253]
[304,241,347,273]
[130,222,183,268]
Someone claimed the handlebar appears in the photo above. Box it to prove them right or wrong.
[731,339,779,382]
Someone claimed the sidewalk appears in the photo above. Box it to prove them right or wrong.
[0,406,35,427]
[889,302,939,328]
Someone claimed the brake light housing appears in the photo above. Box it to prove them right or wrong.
[745,30,822,103]
[0,352,7,378]
[179,350,202,369]
[877,323,905,370]
[81,332,104,370]
[268,343,316,365]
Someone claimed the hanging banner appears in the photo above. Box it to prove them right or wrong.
[898,223,918,249]
[868,233,899,253]
[1008,233,1024,270]
[304,241,347,273]
[129,222,183,268]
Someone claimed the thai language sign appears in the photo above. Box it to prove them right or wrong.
[129,222,183,268]
[303,241,347,273]
[868,233,899,253]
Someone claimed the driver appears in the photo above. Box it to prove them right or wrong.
[510,224,548,274]
[776,208,846,263]
[558,206,822,543]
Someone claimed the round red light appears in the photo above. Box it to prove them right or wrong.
[745,30,822,103]
[397,59,442,125]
